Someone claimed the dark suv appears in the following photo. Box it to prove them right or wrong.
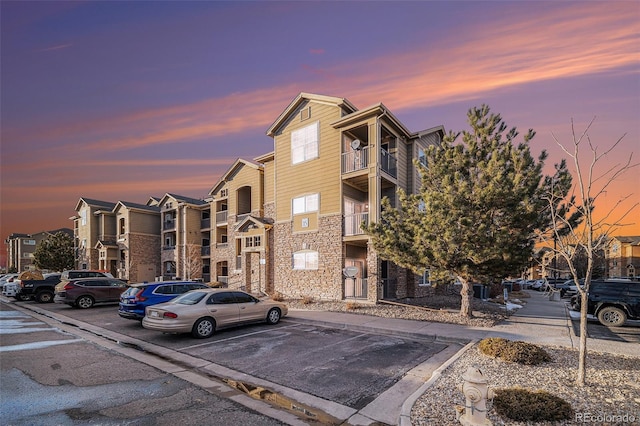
[570,280,640,326]
[118,281,209,320]
[54,277,128,308]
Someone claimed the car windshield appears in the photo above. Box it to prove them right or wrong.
[173,291,207,305]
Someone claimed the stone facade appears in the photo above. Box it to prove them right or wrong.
[273,214,344,300]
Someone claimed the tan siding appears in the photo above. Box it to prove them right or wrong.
[263,159,275,204]
[275,101,343,221]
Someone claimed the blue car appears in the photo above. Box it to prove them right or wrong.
[118,281,209,320]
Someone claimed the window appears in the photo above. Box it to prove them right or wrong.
[244,236,261,248]
[418,147,427,166]
[80,209,87,226]
[293,250,318,270]
[23,239,36,246]
[291,121,319,164]
[293,193,319,215]
[119,218,125,235]
[418,269,431,286]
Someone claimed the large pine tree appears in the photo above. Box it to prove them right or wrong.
[34,231,75,272]
[367,105,567,316]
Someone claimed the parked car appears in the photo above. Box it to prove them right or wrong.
[54,277,128,308]
[1,274,20,297]
[142,288,288,338]
[570,280,640,326]
[15,273,62,302]
[118,281,209,320]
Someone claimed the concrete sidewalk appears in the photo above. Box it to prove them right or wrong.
[287,289,637,357]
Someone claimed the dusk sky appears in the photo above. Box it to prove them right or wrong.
[1,1,639,267]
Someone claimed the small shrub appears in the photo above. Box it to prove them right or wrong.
[493,387,573,422]
[271,292,284,302]
[478,337,551,365]
[301,296,314,305]
[345,301,360,311]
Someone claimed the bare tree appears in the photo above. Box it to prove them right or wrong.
[181,243,203,281]
[537,118,638,386]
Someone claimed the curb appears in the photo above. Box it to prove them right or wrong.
[398,339,478,426]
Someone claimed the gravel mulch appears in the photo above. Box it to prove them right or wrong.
[411,345,640,426]
[284,295,640,425]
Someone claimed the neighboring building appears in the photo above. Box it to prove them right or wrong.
[607,236,640,279]
[158,193,210,281]
[113,201,161,283]
[211,92,444,303]
[209,158,269,292]
[71,198,117,271]
[4,228,73,272]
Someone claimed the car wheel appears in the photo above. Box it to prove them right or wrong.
[266,308,281,325]
[16,293,31,302]
[35,291,54,303]
[597,306,626,327]
[192,317,215,338]
[76,296,94,309]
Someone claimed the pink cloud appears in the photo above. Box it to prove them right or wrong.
[309,48,325,55]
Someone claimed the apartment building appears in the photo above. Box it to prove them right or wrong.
[71,198,117,271]
[207,93,444,302]
[209,158,269,293]
[607,236,640,279]
[4,229,72,272]
[158,193,210,281]
[113,201,161,283]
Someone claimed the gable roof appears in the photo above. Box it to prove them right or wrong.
[158,193,208,207]
[74,197,116,212]
[266,92,358,137]
[611,236,640,245]
[234,215,273,232]
[208,158,262,196]
[113,201,161,214]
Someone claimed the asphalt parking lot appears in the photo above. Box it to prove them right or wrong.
[9,299,453,417]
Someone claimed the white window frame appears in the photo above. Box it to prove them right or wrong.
[80,209,87,226]
[418,269,431,286]
[23,239,36,246]
[292,193,319,215]
[293,250,318,270]
[291,121,319,164]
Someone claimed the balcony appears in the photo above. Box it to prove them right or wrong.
[342,146,369,173]
[344,278,368,299]
[201,246,210,256]
[163,220,175,230]
[344,213,369,236]
[216,210,228,224]
[216,242,228,249]
[380,148,397,178]
[201,218,211,229]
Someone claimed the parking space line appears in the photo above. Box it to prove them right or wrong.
[178,323,303,351]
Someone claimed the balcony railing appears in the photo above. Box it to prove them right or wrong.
[216,242,228,249]
[163,220,175,230]
[344,213,369,236]
[201,218,211,229]
[341,146,370,173]
[217,276,228,284]
[201,246,210,256]
[380,148,397,177]
[344,278,368,299]
[216,210,228,223]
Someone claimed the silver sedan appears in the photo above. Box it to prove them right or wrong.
[142,288,288,338]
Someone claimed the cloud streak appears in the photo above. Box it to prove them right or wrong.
[5,3,636,159]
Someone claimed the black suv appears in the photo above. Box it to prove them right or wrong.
[570,280,640,326]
